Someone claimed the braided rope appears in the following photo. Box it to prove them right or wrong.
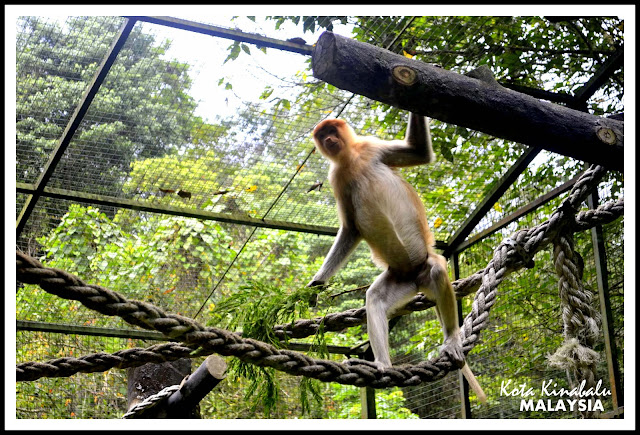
[16,166,620,389]
[554,234,601,345]
[121,384,181,419]
[550,232,602,418]
[273,196,623,340]
[16,341,199,382]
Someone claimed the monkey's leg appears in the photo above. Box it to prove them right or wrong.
[424,256,487,402]
[423,255,465,365]
[366,270,418,368]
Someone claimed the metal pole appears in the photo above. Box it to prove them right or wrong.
[132,16,313,56]
[444,147,540,257]
[587,189,623,414]
[454,253,472,418]
[359,346,377,419]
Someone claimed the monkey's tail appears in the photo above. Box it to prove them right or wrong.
[461,363,487,403]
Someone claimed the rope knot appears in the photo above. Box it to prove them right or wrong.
[503,238,535,269]
[547,338,600,371]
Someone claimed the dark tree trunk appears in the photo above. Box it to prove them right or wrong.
[312,32,623,172]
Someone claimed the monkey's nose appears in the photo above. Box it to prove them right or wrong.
[324,139,339,153]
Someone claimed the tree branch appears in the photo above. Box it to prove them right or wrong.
[312,32,624,172]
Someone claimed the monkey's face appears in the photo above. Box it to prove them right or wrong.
[317,127,342,155]
[313,121,347,158]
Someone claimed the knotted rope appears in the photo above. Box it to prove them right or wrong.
[16,165,621,390]
[549,232,602,418]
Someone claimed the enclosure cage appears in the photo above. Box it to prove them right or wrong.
[12,11,627,423]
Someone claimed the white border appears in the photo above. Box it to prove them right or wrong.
[6,4,635,431]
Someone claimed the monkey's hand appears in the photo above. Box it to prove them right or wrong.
[305,280,326,307]
[306,279,326,288]
[440,335,465,369]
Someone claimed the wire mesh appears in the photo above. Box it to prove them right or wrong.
[16,330,132,419]
[16,16,127,186]
[457,204,618,418]
[389,310,462,419]
[466,151,583,241]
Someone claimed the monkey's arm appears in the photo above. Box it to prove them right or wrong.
[307,226,361,286]
[380,113,435,167]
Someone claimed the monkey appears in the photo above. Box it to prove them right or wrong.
[308,114,486,402]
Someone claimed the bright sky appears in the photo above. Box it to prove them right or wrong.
[147,15,351,121]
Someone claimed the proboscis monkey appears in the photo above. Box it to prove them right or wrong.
[309,114,485,402]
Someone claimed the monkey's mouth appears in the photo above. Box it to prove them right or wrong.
[324,139,341,155]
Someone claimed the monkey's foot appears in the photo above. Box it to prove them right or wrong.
[345,358,390,372]
[440,336,465,368]
[370,360,391,372]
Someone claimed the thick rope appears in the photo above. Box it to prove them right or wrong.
[16,166,620,388]
[550,232,601,418]
[273,196,623,339]
[16,341,199,382]
[17,250,448,388]
[553,234,601,345]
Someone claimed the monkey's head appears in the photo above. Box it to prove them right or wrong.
[313,119,356,161]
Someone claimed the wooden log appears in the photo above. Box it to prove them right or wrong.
[125,355,227,418]
[126,358,197,418]
[164,355,227,417]
[312,32,624,172]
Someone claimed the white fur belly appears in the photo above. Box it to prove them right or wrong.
[352,173,428,270]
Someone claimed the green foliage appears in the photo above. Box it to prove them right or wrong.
[326,386,419,419]
[210,281,318,347]
[209,281,327,416]
[268,16,350,33]
[16,17,198,186]
[27,202,236,322]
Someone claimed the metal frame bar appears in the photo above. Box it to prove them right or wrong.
[587,190,624,413]
[454,254,473,418]
[17,183,339,237]
[16,17,138,237]
[16,320,356,355]
[452,173,582,254]
[443,147,541,257]
[16,183,452,248]
[360,385,377,419]
[573,47,624,107]
[359,346,377,419]
[500,82,576,106]
[132,16,314,56]
[17,320,164,341]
